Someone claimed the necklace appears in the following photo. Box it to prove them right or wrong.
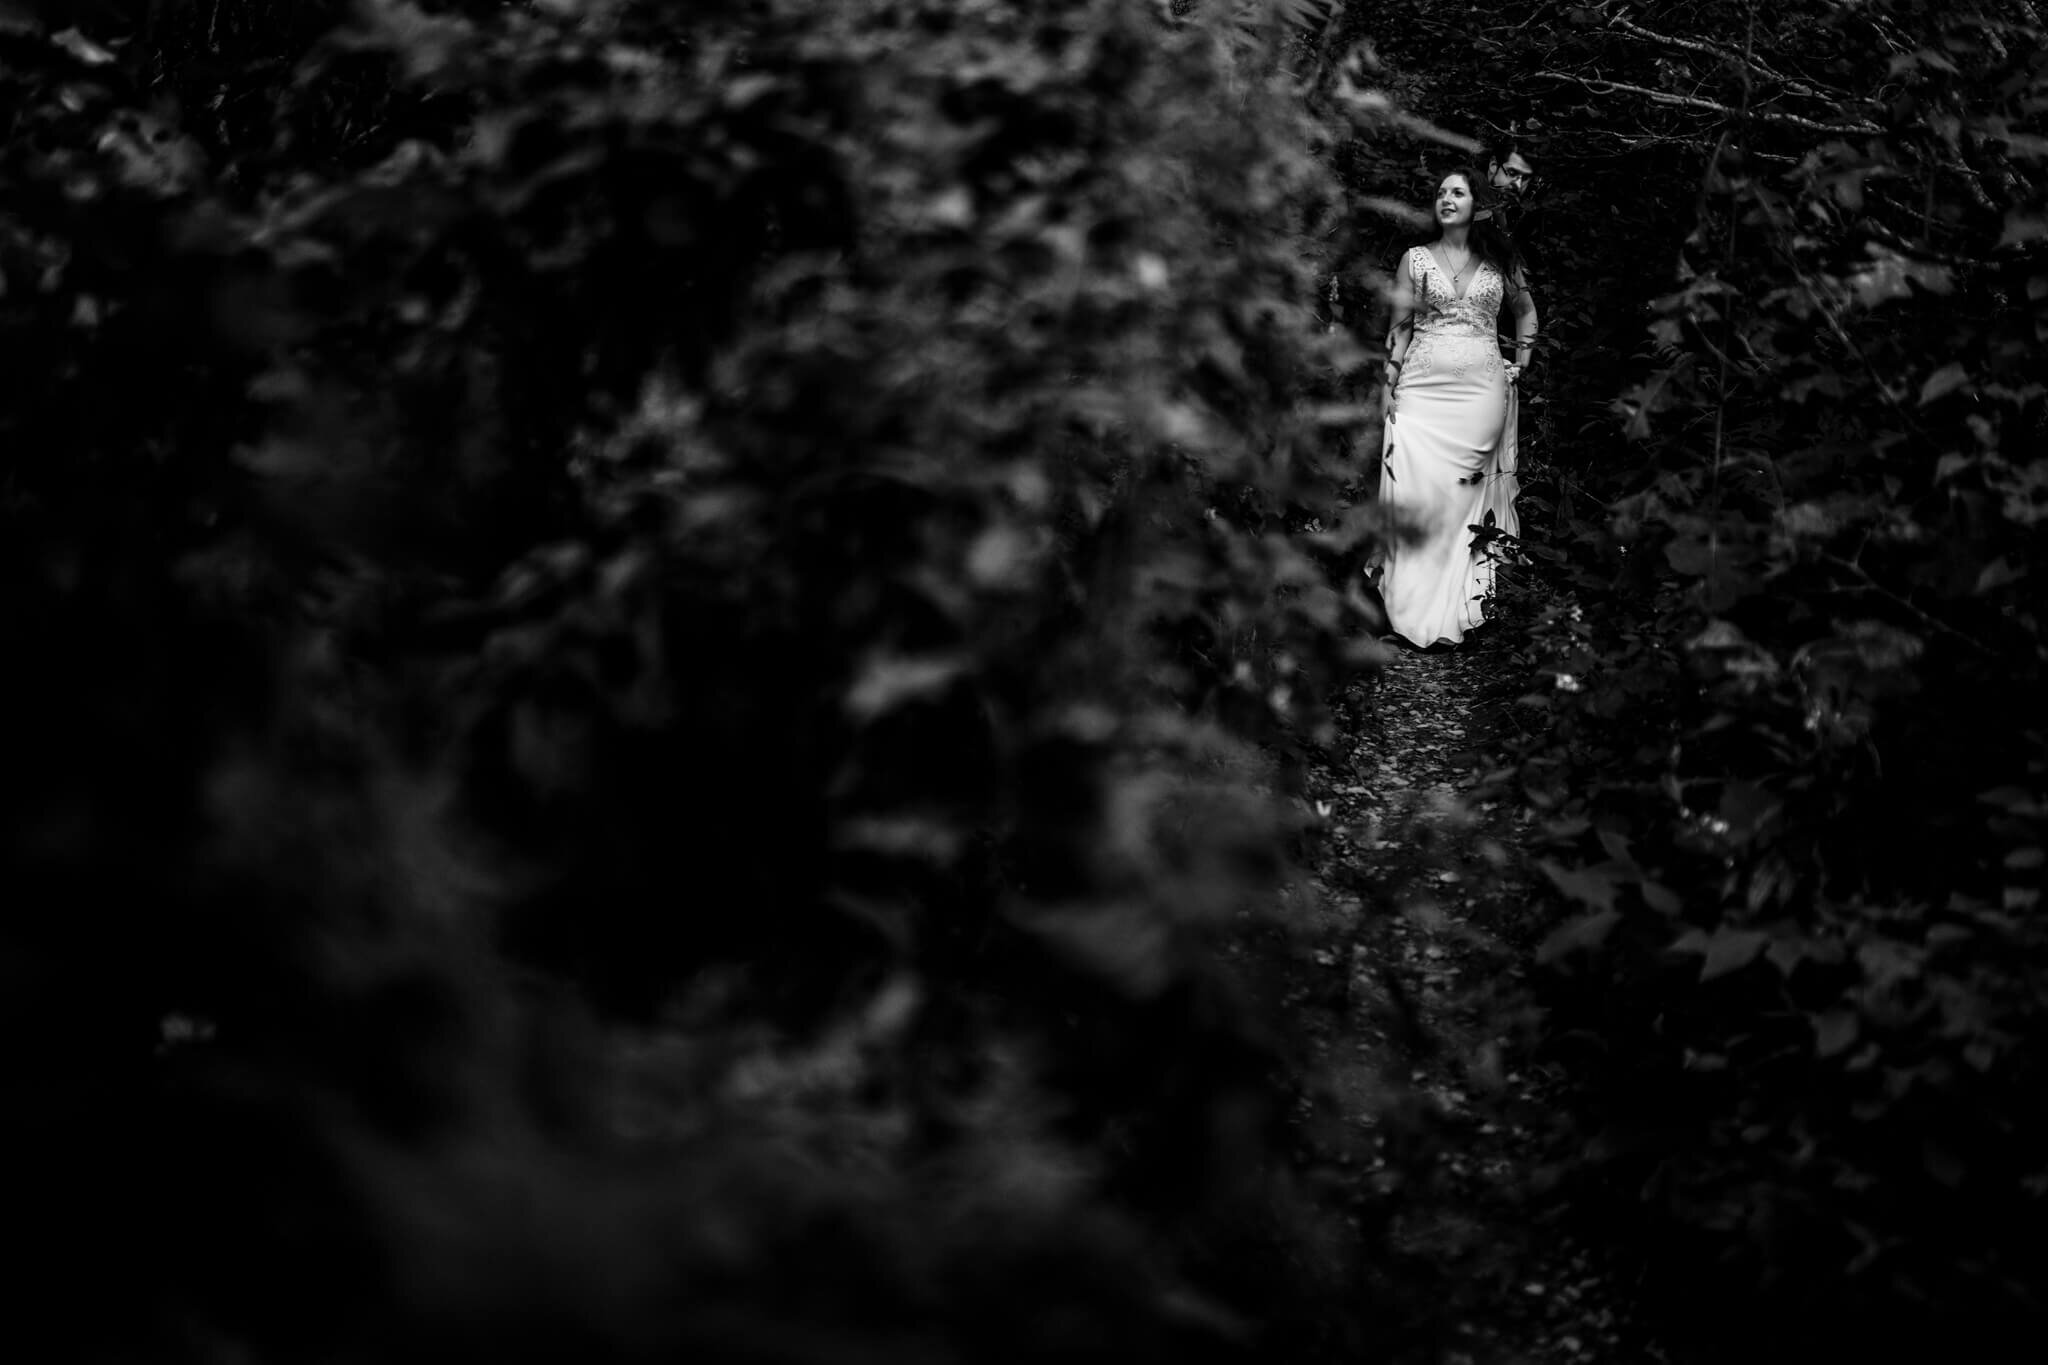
[1439,244,1473,282]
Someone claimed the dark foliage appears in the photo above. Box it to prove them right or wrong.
[3,1,1392,1360]
[1354,0,2048,1351]
[10,0,2048,1357]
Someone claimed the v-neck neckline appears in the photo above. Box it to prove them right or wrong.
[1425,245,1484,303]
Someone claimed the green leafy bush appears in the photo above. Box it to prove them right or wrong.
[1493,0,2048,1346]
[3,1,1392,1359]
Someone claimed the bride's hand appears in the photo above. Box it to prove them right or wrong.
[1503,362,1523,384]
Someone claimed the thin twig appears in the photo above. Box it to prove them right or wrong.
[1936,148,1999,212]
[1530,71,1884,135]
[1606,11,1851,106]
[1746,184,1929,429]
[1706,9,1757,531]
[1820,553,1997,656]
[1861,215,1978,269]
[1558,126,1799,163]
[1691,314,1760,385]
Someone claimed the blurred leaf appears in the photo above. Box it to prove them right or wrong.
[1012,900,1172,999]
[834,816,965,863]
[1537,909,1621,965]
[1974,557,2026,594]
[1918,363,1970,405]
[1999,212,2048,249]
[845,655,968,722]
[50,27,115,65]
[1539,859,1620,912]
[1687,929,1769,982]
[1665,536,1716,575]
[1640,881,1682,915]
[1718,781,1781,843]
[1353,195,1432,228]
[1814,1010,1860,1059]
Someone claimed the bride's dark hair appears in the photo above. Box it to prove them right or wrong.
[1427,165,1524,293]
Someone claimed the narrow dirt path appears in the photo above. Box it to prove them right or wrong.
[1228,623,1674,1364]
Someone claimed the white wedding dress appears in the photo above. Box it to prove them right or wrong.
[1373,246,1521,647]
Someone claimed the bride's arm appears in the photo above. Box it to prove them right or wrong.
[1384,251,1416,387]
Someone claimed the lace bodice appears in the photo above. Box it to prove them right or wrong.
[1407,246,1504,341]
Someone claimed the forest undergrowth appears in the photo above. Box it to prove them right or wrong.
[4,1,2046,1362]
[1218,564,1673,1365]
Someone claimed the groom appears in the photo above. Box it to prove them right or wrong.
[1488,148,1535,205]
[1486,145,1542,369]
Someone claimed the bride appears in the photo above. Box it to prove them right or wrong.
[1373,167,1538,647]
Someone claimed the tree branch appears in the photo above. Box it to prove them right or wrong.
[1860,215,1978,269]
[1820,553,1997,657]
[1530,71,1884,136]
[1606,10,1848,106]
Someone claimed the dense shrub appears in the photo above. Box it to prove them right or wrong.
[2,1,1395,1360]
[1471,0,2048,1348]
